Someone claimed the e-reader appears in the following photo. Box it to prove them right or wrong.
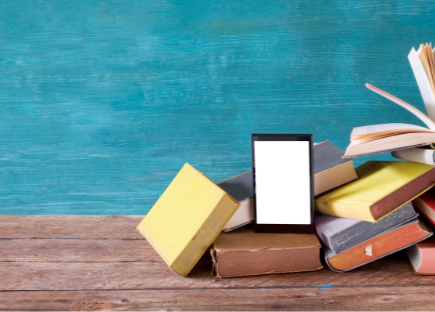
[251,134,314,233]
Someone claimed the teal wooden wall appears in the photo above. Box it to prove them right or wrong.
[1,0,434,214]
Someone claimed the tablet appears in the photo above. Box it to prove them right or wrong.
[251,134,314,233]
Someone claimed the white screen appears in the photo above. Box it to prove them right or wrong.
[254,141,311,225]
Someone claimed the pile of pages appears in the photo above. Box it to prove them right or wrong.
[136,43,435,278]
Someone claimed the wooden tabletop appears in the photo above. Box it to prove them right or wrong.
[1,215,435,311]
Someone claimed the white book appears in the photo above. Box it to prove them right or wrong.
[392,146,435,165]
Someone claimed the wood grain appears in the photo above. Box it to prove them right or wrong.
[0,215,143,239]
[0,215,434,310]
[0,257,433,291]
[0,287,433,311]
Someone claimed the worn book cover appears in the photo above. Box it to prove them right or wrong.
[412,188,435,226]
[315,161,435,222]
[325,218,432,272]
[315,202,418,254]
[210,227,322,277]
[136,163,240,277]
[218,171,254,232]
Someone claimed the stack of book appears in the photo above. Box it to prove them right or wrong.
[136,43,435,278]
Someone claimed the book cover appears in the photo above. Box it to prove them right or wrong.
[218,171,254,232]
[312,141,358,195]
[315,202,418,254]
[315,161,435,222]
[211,227,322,277]
[325,218,432,272]
[412,188,435,226]
[136,163,240,277]
[406,237,435,275]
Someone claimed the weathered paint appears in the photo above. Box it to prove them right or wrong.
[0,0,434,214]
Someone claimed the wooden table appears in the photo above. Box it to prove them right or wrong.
[1,215,434,311]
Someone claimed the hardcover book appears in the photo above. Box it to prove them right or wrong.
[315,202,418,254]
[218,171,254,232]
[325,218,432,272]
[315,161,435,222]
[312,141,358,195]
[392,146,435,165]
[210,227,322,277]
[407,237,435,275]
[136,163,240,277]
[412,188,435,226]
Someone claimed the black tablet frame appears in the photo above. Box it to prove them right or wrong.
[251,134,315,233]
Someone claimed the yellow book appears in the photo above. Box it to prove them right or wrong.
[136,163,240,277]
[315,161,435,222]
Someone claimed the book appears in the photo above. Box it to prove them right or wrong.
[217,171,254,232]
[412,188,435,226]
[406,237,435,275]
[408,43,435,122]
[315,202,418,254]
[136,163,240,277]
[218,141,357,232]
[343,84,435,158]
[315,161,435,222]
[388,44,435,164]
[391,146,435,165]
[210,227,322,277]
[312,141,358,195]
[325,218,432,272]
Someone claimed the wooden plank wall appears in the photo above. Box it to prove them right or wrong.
[2,215,435,310]
[1,1,435,214]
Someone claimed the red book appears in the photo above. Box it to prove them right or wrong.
[325,218,431,272]
[407,238,435,275]
[413,189,435,226]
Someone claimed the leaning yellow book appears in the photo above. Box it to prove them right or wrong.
[315,161,435,222]
[137,163,240,277]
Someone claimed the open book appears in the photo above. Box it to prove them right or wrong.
[391,44,435,164]
[343,83,435,158]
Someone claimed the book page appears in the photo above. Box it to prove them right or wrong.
[426,43,435,88]
[351,123,429,137]
[365,84,435,130]
[409,47,435,121]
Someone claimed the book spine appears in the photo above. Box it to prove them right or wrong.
[391,148,435,165]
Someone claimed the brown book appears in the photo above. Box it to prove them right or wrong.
[210,227,323,278]
[325,218,432,272]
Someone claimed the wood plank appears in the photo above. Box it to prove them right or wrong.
[0,239,163,263]
[0,215,143,239]
[0,258,433,291]
[0,287,433,311]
